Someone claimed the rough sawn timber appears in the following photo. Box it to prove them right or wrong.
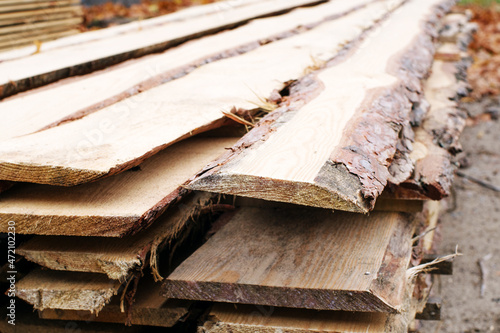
[0,137,237,237]
[0,0,324,98]
[0,0,373,141]
[187,0,455,213]
[163,207,415,313]
[39,276,190,327]
[0,0,401,186]
[17,270,121,312]
[386,33,470,200]
[16,192,218,280]
[0,0,261,62]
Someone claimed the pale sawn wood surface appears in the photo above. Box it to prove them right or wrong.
[187,0,451,213]
[0,137,237,236]
[0,0,397,185]
[164,207,415,312]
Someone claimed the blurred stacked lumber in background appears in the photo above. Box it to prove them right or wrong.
[0,0,82,51]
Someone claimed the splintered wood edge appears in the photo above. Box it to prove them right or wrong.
[189,0,456,212]
[38,301,190,327]
[16,192,217,280]
[4,186,190,237]
[163,212,416,313]
[16,272,122,312]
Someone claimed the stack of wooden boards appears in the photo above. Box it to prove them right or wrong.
[0,0,82,52]
[0,0,475,331]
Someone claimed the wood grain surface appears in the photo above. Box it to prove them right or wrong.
[164,207,415,312]
[17,270,121,312]
[0,137,237,236]
[0,0,324,98]
[187,0,454,213]
[0,0,370,141]
[0,0,396,186]
[16,193,217,279]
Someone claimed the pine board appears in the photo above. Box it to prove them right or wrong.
[0,0,325,97]
[0,29,79,51]
[17,270,121,312]
[0,137,237,237]
[0,6,82,27]
[0,0,399,186]
[187,0,454,213]
[163,208,415,312]
[17,192,216,280]
[0,1,80,14]
[0,0,261,61]
[0,17,82,36]
[0,0,372,142]
[0,26,81,44]
[38,275,190,327]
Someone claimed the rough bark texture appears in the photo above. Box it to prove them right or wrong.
[329,0,456,208]
[389,32,471,200]
[188,0,456,212]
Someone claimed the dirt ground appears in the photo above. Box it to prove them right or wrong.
[420,97,500,332]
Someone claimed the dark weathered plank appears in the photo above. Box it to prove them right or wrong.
[164,207,415,313]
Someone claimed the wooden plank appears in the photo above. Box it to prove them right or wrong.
[187,0,454,213]
[0,0,326,97]
[0,0,262,61]
[38,275,190,327]
[16,192,218,280]
[163,208,415,313]
[0,1,80,14]
[0,6,82,27]
[0,26,81,44]
[0,305,141,333]
[0,0,399,186]
[0,0,374,142]
[0,137,237,237]
[0,17,81,36]
[0,29,79,51]
[17,270,121,312]
[200,304,390,333]
[200,274,433,332]
[397,59,468,199]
